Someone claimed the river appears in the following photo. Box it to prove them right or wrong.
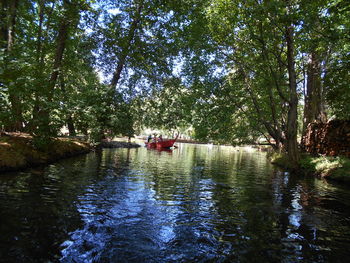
[0,143,350,262]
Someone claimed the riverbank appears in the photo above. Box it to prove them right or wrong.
[0,132,91,173]
[270,152,350,183]
[99,140,141,148]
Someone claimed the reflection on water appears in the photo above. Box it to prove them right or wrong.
[1,144,350,262]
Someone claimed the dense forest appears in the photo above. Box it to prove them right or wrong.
[1,0,349,168]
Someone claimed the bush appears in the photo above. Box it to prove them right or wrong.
[269,151,350,182]
[269,152,294,170]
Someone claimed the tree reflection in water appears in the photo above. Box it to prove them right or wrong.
[1,144,350,262]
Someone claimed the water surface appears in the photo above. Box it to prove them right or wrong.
[1,144,350,262]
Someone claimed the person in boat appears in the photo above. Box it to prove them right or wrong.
[147,134,152,143]
[158,135,163,142]
[152,134,157,142]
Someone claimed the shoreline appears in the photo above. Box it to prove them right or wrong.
[0,133,143,174]
[2,134,348,184]
[270,152,350,184]
[0,133,92,173]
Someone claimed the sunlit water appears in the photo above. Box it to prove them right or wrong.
[1,143,350,262]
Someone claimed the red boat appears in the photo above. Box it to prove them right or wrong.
[145,134,178,149]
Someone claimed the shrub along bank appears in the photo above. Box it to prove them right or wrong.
[270,152,350,183]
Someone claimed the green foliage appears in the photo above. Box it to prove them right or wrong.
[299,154,350,182]
[185,0,350,148]
[0,86,9,129]
[141,78,194,131]
[32,135,54,152]
[0,0,349,148]
[271,152,350,181]
[269,152,295,170]
[325,51,350,119]
[300,154,350,175]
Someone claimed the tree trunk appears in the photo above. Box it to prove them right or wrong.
[60,75,77,137]
[285,25,300,169]
[6,0,17,51]
[242,69,285,150]
[99,0,143,141]
[110,0,143,89]
[27,0,46,133]
[36,0,45,64]
[2,0,24,131]
[36,1,74,136]
[67,115,76,136]
[47,20,70,101]
[302,52,327,135]
[0,1,7,45]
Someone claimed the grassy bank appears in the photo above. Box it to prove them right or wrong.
[0,133,91,173]
[270,152,350,183]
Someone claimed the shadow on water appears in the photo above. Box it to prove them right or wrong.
[1,143,350,262]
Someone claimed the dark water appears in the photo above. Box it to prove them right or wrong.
[1,144,350,262]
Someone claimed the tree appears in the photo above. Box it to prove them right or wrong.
[33,0,83,139]
[198,0,345,167]
[0,0,348,158]
[0,0,24,131]
[323,0,350,119]
[141,77,194,132]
